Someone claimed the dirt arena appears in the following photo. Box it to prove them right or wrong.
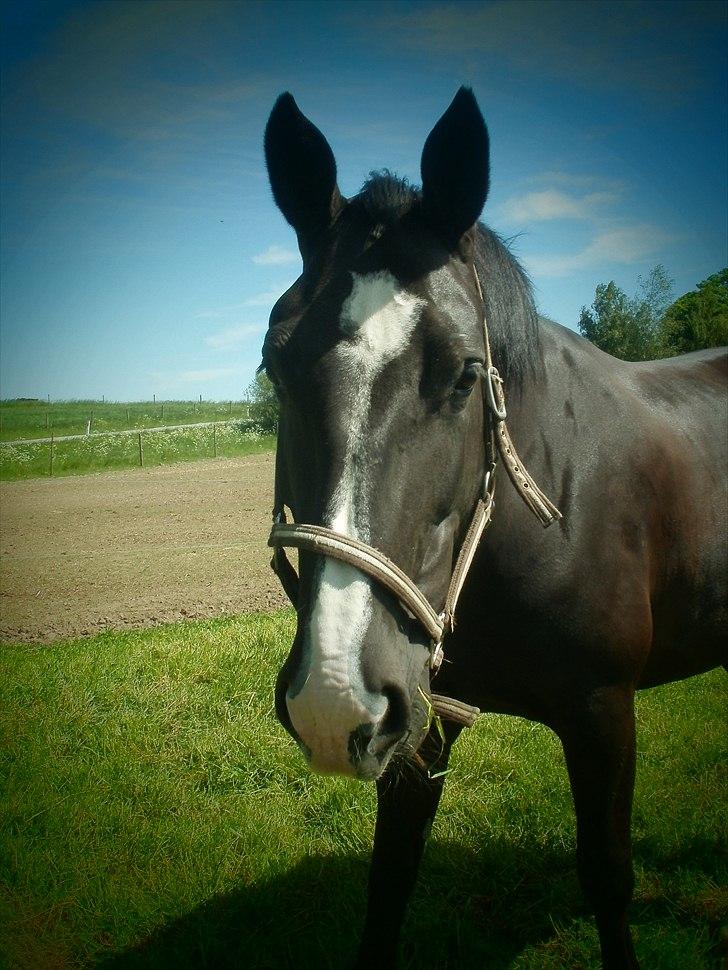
[0,454,289,643]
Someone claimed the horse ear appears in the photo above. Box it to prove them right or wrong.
[264,93,343,252]
[420,87,489,250]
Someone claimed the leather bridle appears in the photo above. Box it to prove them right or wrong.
[267,267,561,724]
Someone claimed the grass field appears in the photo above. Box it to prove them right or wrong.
[1,613,726,969]
[0,424,276,481]
[0,400,251,441]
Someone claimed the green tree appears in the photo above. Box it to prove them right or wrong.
[631,264,674,357]
[657,269,728,356]
[579,265,673,361]
[579,280,634,358]
[246,371,279,432]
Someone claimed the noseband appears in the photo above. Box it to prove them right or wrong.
[267,267,561,725]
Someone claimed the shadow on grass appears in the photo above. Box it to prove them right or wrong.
[93,840,582,970]
[94,834,726,970]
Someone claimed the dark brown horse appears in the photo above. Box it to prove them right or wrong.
[261,87,727,968]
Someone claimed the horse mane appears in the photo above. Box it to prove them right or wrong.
[474,227,541,381]
[357,172,541,380]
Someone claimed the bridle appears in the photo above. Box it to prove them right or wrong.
[267,266,561,725]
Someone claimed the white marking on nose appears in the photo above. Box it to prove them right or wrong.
[286,271,424,774]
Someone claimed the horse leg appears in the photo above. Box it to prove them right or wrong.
[355,724,460,968]
[558,685,639,969]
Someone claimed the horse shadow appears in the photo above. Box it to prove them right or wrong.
[94,834,724,969]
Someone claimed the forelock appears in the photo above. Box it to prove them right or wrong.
[355,171,419,226]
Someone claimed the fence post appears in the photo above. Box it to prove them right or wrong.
[126,407,130,427]
[161,403,164,421]
[49,434,54,476]
[213,423,217,457]
[138,431,144,467]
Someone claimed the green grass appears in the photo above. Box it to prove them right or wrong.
[0,400,251,442]
[1,615,726,969]
[0,425,276,481]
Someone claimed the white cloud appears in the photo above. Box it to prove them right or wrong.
[365,1,716,104]
[195,305,240,321]
[244,287,288,307]
[524,224,675,278]
[529,172,624,190]
[251,245,300,266]
[175,367,241,383]
[205,323,265,349]
[499,188,619,224]
[195,287,288,321]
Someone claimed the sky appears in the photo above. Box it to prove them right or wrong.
[1,0,726,402]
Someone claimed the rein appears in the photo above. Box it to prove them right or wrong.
[267,267,561,726]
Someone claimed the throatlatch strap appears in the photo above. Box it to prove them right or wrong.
[496,422,561,527]
[477,267,561,529]
[441,494,493,632]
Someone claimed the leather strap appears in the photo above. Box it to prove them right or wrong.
[475,265,561,529]
[269,522,445,643]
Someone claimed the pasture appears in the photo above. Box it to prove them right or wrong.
[1,613,726,969]
[0,399,276,482]
[0,400,251,441]
[0,421,275,482]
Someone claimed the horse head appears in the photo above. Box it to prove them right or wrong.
[263,88,490,779]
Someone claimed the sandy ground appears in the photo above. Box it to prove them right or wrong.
[0,454,289,643]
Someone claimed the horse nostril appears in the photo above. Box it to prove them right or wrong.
[349,688,410,765]
[348,722,377,763]
[380,685,409,738]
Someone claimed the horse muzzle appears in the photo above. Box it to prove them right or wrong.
[276,661,424,780]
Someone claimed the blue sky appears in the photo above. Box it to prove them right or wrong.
[1,0,726,401]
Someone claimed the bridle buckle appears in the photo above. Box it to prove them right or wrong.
[486,365,507,420]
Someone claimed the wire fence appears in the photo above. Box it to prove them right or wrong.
[0,419,275,481]
[0,400,251,441]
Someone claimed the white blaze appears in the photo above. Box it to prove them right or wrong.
[286,271,424,773]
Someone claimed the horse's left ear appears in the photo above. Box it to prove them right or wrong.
[265,93,344,257]
[421,87,489,254]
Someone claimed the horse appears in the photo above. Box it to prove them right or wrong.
[260,87,727,969]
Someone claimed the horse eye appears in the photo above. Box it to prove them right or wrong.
[453,362,480,397]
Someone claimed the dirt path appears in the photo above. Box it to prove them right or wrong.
[0,454,289,643]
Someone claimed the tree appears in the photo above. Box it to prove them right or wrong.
[246,371,279,432]
[579,265,673,361]
[657,269,728,357]
[579,266,672,360]
[631,264,674,357]
[579,280,634,358]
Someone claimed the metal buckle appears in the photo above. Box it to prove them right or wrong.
[483,462,496,499]
[485,365,507,420]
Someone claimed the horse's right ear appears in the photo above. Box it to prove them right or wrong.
[421,87,489,253]
[264,93,343,254]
